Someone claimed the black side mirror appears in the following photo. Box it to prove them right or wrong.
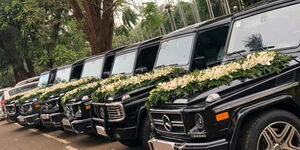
[102,71,110,78]
[193,56,206,70]
[135,67,148,74]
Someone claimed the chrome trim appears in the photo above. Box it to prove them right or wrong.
[93,102,126,122]
[150,109,186,135]
[213,82,299,113]
[148,138,175,150]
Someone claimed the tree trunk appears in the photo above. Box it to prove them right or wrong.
[68,0,114,55]
[0,27,31,82]
[25,58,35,76]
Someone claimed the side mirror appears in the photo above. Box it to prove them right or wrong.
[193,56,206,70]
[135,67,148,74]
[102,71,110,78]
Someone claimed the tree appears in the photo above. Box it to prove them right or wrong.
[68,0,118,55]
[0,0,89,85]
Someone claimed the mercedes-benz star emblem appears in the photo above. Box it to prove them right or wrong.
[162,115,172,132]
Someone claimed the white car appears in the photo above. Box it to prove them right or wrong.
[0,87,12,120]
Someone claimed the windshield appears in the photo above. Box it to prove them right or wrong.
[54,67,72,83]
[81,57,104,78]
[227,4,300,54]
[111,51,137,75]
[155,35,195,67]
[9,83,37,96]
[38,73,50,88]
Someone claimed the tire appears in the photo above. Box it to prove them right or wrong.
[139,115,151,150]
[118,139,140,147]
[238,109,300,150]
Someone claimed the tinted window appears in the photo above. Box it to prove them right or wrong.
[111,51,137,75]
[155,35,195,67]
[54,67,72,83]
[38,73,50,88]
[227,4,300,54]
[81,57,104,78]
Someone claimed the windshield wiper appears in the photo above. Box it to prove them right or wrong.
[228,50,246,58]
[249,46,275,52]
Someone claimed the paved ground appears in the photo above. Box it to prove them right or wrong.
[0,120,141,150]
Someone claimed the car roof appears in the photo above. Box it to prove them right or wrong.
[162,15,232,39]
[233,0,296,19]
[15,76,40,87]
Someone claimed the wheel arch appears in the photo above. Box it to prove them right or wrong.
[228,94,300,150]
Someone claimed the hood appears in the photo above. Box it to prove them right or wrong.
[105,85,155,103]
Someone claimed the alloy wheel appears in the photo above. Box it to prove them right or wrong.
[257,121,300,150]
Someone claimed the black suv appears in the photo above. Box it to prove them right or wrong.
[4,69,56,123]
[39,60,86,128]
[148,1,300,150]
[62,37,161,134]
[91,16,231,149]
[60,46,126,133]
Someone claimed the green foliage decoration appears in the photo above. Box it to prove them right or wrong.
[92,66,185,102]
[146,51,292,108]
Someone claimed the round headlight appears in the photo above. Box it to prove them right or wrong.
[194,113,204,129]
[122,94,131,100]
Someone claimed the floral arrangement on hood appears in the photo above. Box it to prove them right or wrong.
[146,51,292,108]
[40,77,96,101]
[92,66,185,102]
[4,94,24,105]
[61,74,125,104]
[17,88,46,104]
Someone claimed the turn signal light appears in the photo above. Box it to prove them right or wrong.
[85,105,91,110]
[35,104,41,108]
[216,112,229,122]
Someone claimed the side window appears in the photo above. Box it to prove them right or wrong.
[102,55,115,78]
[135,44,159,73]
[70,63,84,81]
[192,26,229,71]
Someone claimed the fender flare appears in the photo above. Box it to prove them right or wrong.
[228,94,296,150]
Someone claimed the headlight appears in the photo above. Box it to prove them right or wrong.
[205,93,221,103]
[194,113,204,129]
[122,94,131,100]
[59,93,65,97]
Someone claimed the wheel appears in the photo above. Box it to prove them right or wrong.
[238,109,300,150]
[118,139,140,147]
[139,115,152,150]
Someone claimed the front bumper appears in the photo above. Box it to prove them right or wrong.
[17,113,40,126]
[62,118,92,134]
[148,138,228,150]
[40,113,64,128]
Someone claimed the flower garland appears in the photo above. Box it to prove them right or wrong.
[61,74,125,104]
[17,88,46,104]
[146,51,292,108]
[40,77,96,101]
[4,94,24,105]
[92,66,185,102]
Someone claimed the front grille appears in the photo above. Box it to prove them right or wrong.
[107,104,125,121]
[64,104,79,117]
[42,100,59,113]
[150,110,185,134]
[4,105,16,114]
[92,103,125,122]
[19,104,31,115]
